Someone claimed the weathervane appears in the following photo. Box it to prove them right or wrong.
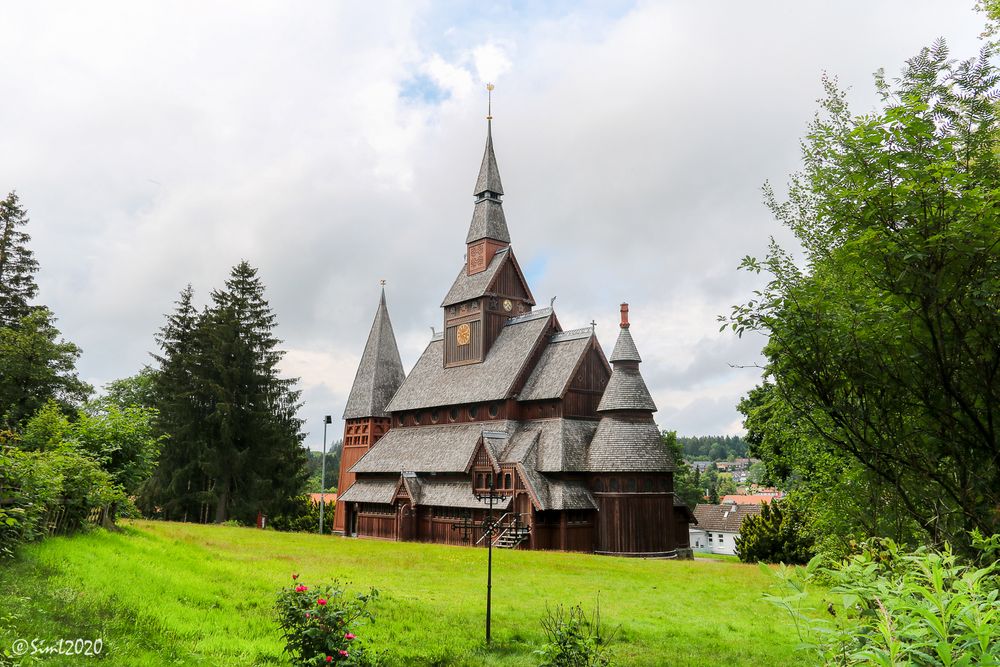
[380,279,386,287]
[486,82,494,120]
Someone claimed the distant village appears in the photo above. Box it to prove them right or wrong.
[684,452,783,557]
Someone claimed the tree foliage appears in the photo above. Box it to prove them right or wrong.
[727,40,1000,554]
[0,308,91,428]
[143,263,307,524]
[735,498,814,565]
[0,191,39,328]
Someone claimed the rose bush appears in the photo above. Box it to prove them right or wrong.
[275,576,378,666]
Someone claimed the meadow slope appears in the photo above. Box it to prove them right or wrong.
[0,521,811,666]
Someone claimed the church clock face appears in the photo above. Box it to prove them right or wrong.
[456,323,471,346]
[502,299,513,312]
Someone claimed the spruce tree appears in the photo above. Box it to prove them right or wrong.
[200,261,306,523]
[0,192,40,328]
[142,286,213,521]
[144,267,307,523]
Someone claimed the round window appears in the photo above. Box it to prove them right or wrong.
[449,407,459,422]
[413,412,422,425]
[489,403,500,418]
[468,405,479,419]
[430,410,440,424]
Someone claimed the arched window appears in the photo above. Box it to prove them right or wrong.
[449,407,459,422]
[476,473,484,488]
[430,410,440,424]
[468,405,479,420]
[489,403,500,418]
[504,473,512,489]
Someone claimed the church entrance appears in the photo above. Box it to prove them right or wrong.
[396,502,415,541]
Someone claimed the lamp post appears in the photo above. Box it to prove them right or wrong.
[452,471,504,644]
[319,415,332,534]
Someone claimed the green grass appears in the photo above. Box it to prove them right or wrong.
[0,521,816,666]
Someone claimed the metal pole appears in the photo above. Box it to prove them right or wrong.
[319,415,331,534]
[486,472,494,644]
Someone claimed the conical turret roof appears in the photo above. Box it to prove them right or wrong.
[343,288,406,419]
[597,304,656,413]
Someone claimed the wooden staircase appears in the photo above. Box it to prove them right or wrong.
[493,520,530,549]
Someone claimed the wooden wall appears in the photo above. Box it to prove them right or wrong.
[333,416,390,533]
[593,490,676,555]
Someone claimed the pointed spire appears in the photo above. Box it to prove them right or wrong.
[343,285,406,419]
[467,85,511,245]
[473,120,504,197]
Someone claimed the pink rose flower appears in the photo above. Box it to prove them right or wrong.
[292,573,299,580]
[325,656,333,663]
[317,598,327,606]
[295,585,307,592]
[339,650,349,657]
[344,632,356,640]
[305,612,311,619]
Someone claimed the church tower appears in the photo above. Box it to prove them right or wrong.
[332,286,405,534]
[440,110,535,367]
[587,303,679,555]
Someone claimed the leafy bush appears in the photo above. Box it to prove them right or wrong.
[0,444,120,558]
[736,498,814,564]
[270,494,334,533]
[535,602,616,667]
[763,537,1000,665]
[275,576,378,665]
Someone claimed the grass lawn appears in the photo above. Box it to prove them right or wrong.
[0,521,817,666]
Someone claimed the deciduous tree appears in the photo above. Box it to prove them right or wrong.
[727,40,1000,554]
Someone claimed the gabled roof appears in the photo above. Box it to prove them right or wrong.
[350,421,514,473]
[385,309,555,412]
[596,367,657,412]
[514,444,596,511]
[441,247,531,308]
[693,503,762,533]
[519,329,595,401]
[527,418,600,472]
[343,289,406,419]
[585,416,676,472]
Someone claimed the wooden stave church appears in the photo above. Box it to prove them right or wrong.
[332,117,694,556]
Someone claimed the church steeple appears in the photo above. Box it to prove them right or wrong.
[466,93,510,246]
[342,285,406,420]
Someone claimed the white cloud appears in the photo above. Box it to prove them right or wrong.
[0,1,987,448]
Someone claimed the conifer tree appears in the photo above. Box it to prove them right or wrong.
[0,191,40,328]
[199,261,306,523]
[142,286,212,520]
[143,267,307,523]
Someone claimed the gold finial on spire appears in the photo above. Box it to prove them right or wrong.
[486,82,494,120]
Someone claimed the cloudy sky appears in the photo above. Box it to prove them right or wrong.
[0,2,987,449]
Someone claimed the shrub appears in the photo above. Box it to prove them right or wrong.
[275,576,378,665]
[736,497,814,564]
[270,494,335,533]
[763,537,1000,665]
[535,602,616,667]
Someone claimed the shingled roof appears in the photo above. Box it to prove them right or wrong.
[441,247,536,308]
[609,326,641,363]
[343,288,406,419]
[693,503,762,532]
[466,199,510,245]
[385,309,554,412]
[350,421,514,474]
[585,416,676,472]
[596,367,657,412]
[467,120,510,244]
[519,329,595,401]
[474,120,504,196]
[336,478,398,504]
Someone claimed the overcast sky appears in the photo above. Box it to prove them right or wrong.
[0,2,987,449]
